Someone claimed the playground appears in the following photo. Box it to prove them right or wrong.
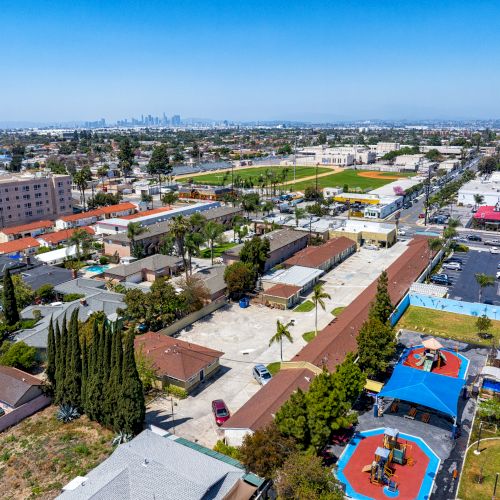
[337,428,440,500]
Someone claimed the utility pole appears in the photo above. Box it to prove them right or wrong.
[293,135,297,189]
[424,162,432,226]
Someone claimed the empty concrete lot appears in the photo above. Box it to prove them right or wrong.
[146,240,410,447]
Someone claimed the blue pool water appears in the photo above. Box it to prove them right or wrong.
[84,264,110,274]
[483,379,500,393]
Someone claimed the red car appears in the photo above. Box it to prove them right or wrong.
[212,400,230,426]
[418,213,425,219]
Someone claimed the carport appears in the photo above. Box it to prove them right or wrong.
[376,364,465,436]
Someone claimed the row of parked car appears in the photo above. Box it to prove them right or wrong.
[430,256,465,285]
[211,364,272,426]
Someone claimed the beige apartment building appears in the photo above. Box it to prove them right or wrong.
[0,173,73,228]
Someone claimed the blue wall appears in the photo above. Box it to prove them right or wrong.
[392,292,500,325]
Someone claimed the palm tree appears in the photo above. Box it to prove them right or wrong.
[443,218,460,246]
[294,207,306,227]
[97,165,109,188]
[269,319,294,362]
[170,216,190,277]
[73,168,92,211]
[473,193,484,209]
[475,273,495,303]
[311,283,331,336]
[127,222,148,258]
[185,232,204,274]
[68,228,93,262]
[203,221,224,265]
[426,237,443,279]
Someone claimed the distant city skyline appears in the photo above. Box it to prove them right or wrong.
[2,1,500,123]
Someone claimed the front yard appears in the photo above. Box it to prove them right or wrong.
[397,306,500,346]
[0,406,114,499]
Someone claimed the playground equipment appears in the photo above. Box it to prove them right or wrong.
[363,428,411,492]
[415,338,447,372]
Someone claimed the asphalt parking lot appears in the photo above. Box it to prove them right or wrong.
[443,249,500,305]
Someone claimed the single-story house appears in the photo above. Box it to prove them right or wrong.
[0,254,27,279]
[59,429,262,499]
[178,184,234,201]
[103,254,183,283]
[134,332,224,392]
[283,236,356,272]
[37,226,95,248]
[262,283,301,309]
[0,366,44,411]
[0,220,54,243]
[19,265,73,291]
[192,265,227,301]
[55,202,136,230]
[0,236,40,257]
[222,229,309,272]
[262,265,324,294]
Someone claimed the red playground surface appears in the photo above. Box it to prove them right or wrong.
[342,434,430,500]
[403,347,461,378]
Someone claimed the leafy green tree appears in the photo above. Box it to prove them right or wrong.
[275,388,309,449]
[476,314,492,336]
[424,149,442,161]
[87,191,122,209]
[135,344,158,393]
[2,269,19,326]
[119,332,145,435]
[223,262,256,299]
[64,310,82,408]
[36,284,55,303]
[11,274,35,310]
[170,215,190,277]
[0,341,37,370]
[274,452,343,500]
[239,422,298,479]
[369,270,392,324]
[161,191,178,207]
[46,318,56,386]
[478,156,498,175]
[269,320,294,362]
[357,315,395,377]
[127,222,148,259]
[118,137,135,180]
[311,284,331,337]
[147,144,172,195]
[109,329,124,430]
[473,193,484,207]
[240,236,270,276]
[475,273,495,303]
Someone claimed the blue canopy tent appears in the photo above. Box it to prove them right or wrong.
[377,364,465,435]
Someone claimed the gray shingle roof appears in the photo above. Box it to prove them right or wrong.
[58,430,246,500]
[104,254,183,278]
[0,366,42,407]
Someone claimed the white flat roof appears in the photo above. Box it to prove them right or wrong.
[35,245,78,263]
[369,177,424,197]
[263,265,324,287]
[332,219,395,235]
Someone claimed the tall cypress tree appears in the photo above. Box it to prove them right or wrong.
[3,269,19,326]
[119,332,145,435]
[55,315,68,404]
[369,270,393,324]
[54,320,62,399]
[104,330,123,429]
[81,336,88,411]
[103,321,112,385]
[46,317,56,388]
[64,310,82,408]
[86,319,105,422]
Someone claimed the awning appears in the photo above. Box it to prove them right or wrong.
[378,364,465,419]
[365,379,384,393]
[481,366,500,381]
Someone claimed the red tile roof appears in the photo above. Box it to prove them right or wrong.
[134,332,224,382]
[223,236,433,432]
[474,205,500,222]
[0,220,54,235]
[38,226,95,245]
[59,203,136,222]
[0,237,40,254]
[222,368,315,431]
[263,284,301,299]
[122,206,172,220]
[283,237,356,269]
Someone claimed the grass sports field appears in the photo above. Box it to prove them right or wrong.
[176,165,331,185]
[177,166,415,193]
[293,169,415,192]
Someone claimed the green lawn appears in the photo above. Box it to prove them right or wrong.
[177,165,331,186]
[397,306,500,345]
[294,300,315,312]
[200,242,237,259]
[459,440,500,500]
[293,169,415,193]
[267,362,281,375]
[302,331,316,343]
[331,306,346,316]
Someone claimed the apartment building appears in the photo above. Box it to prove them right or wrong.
[0,173,73,228]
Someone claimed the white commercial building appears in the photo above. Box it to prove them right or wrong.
[293,145,376,166]
[458,172,500,206]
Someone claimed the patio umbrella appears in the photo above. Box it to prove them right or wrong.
[422,338,444,350]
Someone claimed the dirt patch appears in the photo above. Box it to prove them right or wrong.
[356,171,403,180]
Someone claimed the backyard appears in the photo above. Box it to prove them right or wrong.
[199,242,237,259]
[397,306,500,345]
[0,406,114,499]
[459,440,500,500]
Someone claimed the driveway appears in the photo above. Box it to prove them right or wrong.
[146,241,410,447]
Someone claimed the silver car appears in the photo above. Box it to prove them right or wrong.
[253,364,272,385]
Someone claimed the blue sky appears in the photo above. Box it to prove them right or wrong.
[2,0,499,122]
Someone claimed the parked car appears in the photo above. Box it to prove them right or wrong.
[445,257,463,265]
[484,239,500,246]
[0,407,4,417]
[496,271,500,280]
[398,229,407,236]
[418,213,425,219]
[442,262,462,271]
[490,247,500,254]
[212,400,230,426]
[467,234,482,242]
[253,364,272,385]
[430,274,450,285]
[403,203,411,209]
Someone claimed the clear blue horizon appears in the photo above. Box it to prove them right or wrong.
[2,0,500,122]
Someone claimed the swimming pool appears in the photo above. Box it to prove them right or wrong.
[483,379,500,393]
[83,264,110,274]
